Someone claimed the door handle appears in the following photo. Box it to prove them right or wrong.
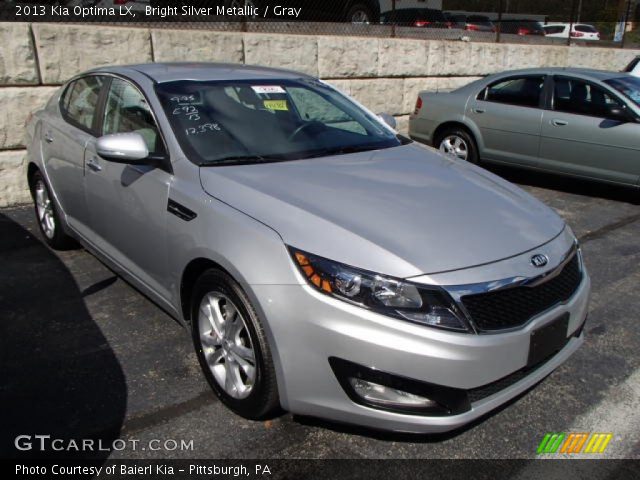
[473,108,486,114]
[86,157,102,172]
[44,133,54,143]
[552,119,568,127]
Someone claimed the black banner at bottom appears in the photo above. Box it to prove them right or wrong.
[4,459,640,480]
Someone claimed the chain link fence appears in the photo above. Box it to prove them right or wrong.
[2,0,639,48]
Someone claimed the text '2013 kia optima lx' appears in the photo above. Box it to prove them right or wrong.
[25,63,590,433]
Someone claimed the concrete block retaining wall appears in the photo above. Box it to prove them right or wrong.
[0,22,638,206]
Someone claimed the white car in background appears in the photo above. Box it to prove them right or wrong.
[624,56,640,78]
[543,23,600,41]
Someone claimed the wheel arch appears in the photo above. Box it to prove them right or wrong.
[432,120,484,154]
[180,257,231,326]
[26,162,40,195]
[179,255,291,409]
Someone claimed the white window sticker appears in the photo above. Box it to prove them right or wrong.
[251,86,286,94]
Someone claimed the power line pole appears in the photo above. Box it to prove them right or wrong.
[577,0,583,23]
[568,0,577,46]
[621,0,633,48]
[496,0,503,43]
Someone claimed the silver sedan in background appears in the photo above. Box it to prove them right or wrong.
[25,63,589,433]
[410,68,640,189]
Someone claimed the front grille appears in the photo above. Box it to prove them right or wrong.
[461,253,582,332]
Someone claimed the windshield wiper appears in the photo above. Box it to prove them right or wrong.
[200,154,287,166]
[201,143,395,166]
[297,144,385,160]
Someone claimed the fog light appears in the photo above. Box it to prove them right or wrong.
[349,377,437,408]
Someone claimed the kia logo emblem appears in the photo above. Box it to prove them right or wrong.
[531,254,549,268]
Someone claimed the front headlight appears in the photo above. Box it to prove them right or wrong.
[289,248,470,332]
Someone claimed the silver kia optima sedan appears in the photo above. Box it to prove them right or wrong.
[25,63,590,433]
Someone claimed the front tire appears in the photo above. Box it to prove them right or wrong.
[436,127,479,164]
[191,269,280,420]
[30,171,76,250]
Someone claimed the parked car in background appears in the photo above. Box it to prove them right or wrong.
[443,13,496,32]
[543,23,600,41]
[150,0,382,23]
[624,55,640,77]
[409,68,640,188]
[380,8,450,28]
[499,20,545,36]
[462,14,496,32]
[26,62,589,433]
[443,12,466,29]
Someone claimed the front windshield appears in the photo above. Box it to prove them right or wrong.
[604,76,640,107]
[155,78,405,165]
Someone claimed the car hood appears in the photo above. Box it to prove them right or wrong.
[199,143,565,278]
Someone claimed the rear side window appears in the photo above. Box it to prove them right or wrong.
[467,16,492,26]
[479,75,545,108]
[574,24,597,33]
[553,77,622,117]
[62,76,105,133]
[544,26,565,34]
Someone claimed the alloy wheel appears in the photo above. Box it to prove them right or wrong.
[351,10,371,24]
[35,180,56,239]
[440,135,469,161]
[198,292,257,399]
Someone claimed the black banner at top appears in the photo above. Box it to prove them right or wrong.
[0,1,637,24]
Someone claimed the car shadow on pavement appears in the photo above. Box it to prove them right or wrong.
[484,165,640,205]
[0,213,127,460]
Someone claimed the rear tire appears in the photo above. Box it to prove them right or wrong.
[191,269,280,420]
[346,3,375,23]
[30,170,77,250]
[436,127,479,164]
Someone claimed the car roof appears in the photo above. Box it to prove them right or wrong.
[486,67,631,81]
[544,22,594,27]
[89,62,313,84]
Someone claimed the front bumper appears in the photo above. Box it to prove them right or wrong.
[251,263,590,434]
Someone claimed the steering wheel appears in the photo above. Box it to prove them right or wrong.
[288,121,325,142]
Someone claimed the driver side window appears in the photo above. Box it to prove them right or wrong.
[553,77,622,118]
[103,78,166,155]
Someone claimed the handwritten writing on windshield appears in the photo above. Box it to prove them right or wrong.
[185,123,222,136]
[173,105,200,121]
[168,94,222,136]
[169,94,203,121]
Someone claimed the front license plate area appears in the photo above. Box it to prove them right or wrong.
[527,313,570,367]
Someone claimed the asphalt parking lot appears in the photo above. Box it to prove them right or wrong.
[2,165,639,461]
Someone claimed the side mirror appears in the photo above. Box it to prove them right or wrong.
[97,133,150,164]
[606,105,632,123]
[378,112,397,130]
